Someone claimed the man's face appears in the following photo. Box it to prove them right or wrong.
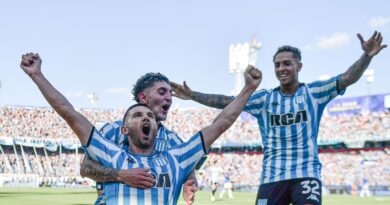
[274,51,302,88]
[139,81,172,122]
[122,106,158,150]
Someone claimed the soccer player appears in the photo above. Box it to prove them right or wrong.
[219,170,234,199]
[79,73,199,205]
[20,54,261,205]
[170,31,387,205]
[208,160,222,202]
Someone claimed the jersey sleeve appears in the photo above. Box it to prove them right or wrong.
[165,129,184,146]
[82,127,124,169]
[99,120,128,148]
[167,131,207,175]
[243,89,268,118]
[307,75,346,106]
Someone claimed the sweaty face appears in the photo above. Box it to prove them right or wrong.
[274,51,301,89]
[140,81,172,122]
[123,106,158,150]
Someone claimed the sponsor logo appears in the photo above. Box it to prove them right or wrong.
[270,110,308,126]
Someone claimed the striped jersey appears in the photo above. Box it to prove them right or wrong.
[83,127,207,205]
[243,75,345,184]
[95,121,185,205]
[99,120,184,151]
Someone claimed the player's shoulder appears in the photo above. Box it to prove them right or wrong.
[158,124,184,143]
[99,120,123,132]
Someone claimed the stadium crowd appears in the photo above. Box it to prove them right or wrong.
[2,105,389,143]
[1,105,390,189]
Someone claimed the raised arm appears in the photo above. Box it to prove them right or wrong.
[201,65,262,149]
[80,156,154,188]
[170,81,233,109]
[338,31,387,91]
[20,53,92,144]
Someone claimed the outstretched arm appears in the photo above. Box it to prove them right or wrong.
[338,31,387,91]
[80,156,154,188]
[201,65,262,149]
[170,81,233,109]
[20,53,92,144]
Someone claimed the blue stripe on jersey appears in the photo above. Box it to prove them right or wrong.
[268,92,279,183]
[305,86,321,178]
[289,90,298,179]
[261,92,272,148]
[123,185,130,205]
[279,96,287,181]
[166,153,176,204]
[300,87,310,178]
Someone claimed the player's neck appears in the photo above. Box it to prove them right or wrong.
[129,144,154,155]
[280,82,299,95]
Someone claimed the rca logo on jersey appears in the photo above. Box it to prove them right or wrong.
[270,110,308,126]
[151,172,171,188]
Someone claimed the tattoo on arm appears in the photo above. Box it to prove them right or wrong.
[191,91,233,109]
[80,156,119,182]
[339,54,373,90]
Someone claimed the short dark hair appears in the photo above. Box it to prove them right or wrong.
[273,45,301,62]
[132,73,170,103]
[122,103,151,124]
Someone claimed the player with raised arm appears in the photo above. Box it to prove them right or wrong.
[171,31,386,205]
[79,73,199,205]
[20,54,261,205]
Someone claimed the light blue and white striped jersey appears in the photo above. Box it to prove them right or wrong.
[84,127,207,205]
[243,76,345,184]
[95,121,185,205]
[99,121,184,151]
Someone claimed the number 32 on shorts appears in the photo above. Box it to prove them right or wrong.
[300,180,320,195]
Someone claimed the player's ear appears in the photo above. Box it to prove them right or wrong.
[138,92,147,104]
[297,62,302,72]
[121,126,129,135]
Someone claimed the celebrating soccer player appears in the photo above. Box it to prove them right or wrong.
[20,53,261,205]
[170,31,387,205]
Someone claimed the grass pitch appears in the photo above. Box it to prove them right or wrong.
[0,188,389,205]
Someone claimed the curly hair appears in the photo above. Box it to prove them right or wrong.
[131,72,170,103]
[273,45,302,62]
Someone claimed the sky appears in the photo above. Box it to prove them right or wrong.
[1,0,389,109]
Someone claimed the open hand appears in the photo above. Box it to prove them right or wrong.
[358,31,387,57]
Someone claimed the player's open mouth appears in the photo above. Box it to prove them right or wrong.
[162,104,170,112]
[142,124,150,136]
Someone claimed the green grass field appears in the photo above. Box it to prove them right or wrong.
[0,188,389,205]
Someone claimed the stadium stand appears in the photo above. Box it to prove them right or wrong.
[1,103,389,195]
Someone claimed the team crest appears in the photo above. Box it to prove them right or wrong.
[257,199,267,205]
[153,156,168,167]
[154,139,168,152]
[295,94,306,104]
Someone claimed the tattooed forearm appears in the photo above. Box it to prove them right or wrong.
[339,54,373,90]
[191,91,233,109]
[80,156,120,182]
